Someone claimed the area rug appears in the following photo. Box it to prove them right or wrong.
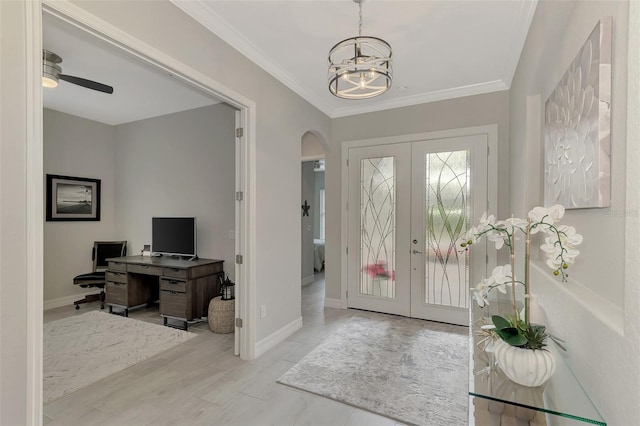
[43,311,196,404]
[277,313,469,426]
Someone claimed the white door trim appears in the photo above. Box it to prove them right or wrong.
[25,0,45,422]
[26,0,259,420]
[340,125,499,311]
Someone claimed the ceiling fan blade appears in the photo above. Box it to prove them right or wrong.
[59,74,114,94]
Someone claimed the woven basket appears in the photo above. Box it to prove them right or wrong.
[208,296,235,334]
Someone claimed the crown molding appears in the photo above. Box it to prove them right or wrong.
[170,0,334,117]
[171,0,529,119]
[502,0,538,87]
[330,80,509,118]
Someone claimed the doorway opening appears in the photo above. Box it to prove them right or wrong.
[301,131,328,315]
[24,2,258,418]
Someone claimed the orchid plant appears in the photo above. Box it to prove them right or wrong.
[460,205,582,350]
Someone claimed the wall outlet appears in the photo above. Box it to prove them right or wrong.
[260,304,267,318]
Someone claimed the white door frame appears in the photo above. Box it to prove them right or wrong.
[25,0,258,421]
[340,125,499,311]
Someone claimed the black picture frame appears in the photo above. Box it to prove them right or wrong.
[46,174,101,221]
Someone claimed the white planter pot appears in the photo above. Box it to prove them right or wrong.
[493,339,556,387]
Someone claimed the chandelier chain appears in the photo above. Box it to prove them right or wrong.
[358,1,363,37]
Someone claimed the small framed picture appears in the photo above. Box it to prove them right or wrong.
[46,174,101,221]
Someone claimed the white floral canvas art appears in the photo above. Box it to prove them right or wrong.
[544,17,612,209]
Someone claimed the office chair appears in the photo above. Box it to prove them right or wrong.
[73,241,127,310]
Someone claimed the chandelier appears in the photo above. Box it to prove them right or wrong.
[328,0,392,100]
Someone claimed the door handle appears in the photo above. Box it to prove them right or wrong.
[411,249,423,255]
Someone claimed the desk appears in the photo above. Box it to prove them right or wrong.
[105,256,224,329]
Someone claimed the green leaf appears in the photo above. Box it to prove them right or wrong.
[491,315,512,330]
[549,334,567,351]
[495,327,528,346]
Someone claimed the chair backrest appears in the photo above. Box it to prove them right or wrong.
[92,241,127,272]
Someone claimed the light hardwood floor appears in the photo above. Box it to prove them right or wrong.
[43,273,405,426]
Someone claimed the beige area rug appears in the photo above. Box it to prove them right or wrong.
[277,313,469,426]
[43,311,196,404]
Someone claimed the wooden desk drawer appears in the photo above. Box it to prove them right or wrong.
[106,281,127,305]
[108,261,127,272]
[160,278,187,293]
[106,271,127,283]
[163,267,188,279]
[127,264,162,276]
[160,290,188,319]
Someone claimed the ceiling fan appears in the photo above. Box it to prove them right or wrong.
[42,49,114,94]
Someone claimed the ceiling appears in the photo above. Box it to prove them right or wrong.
[43,1,538,124]
[42,13,221,126]
[172,0,538,118]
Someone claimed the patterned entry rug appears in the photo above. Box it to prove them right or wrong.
[277,313,469,426]
[43,311,196,404]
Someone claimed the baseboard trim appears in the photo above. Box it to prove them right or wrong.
[302,274,315,286]
[324,298,342,309]
[255,316,303,358]
[44,290,100,311]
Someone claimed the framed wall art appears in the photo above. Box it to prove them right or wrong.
[46,174,101,221]
[544,16,612,209]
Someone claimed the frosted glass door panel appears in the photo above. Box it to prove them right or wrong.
[347,143,411,317]
[360,157,396,299]
[424,150,470,308]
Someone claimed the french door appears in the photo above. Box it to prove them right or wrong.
[347,135,487,325]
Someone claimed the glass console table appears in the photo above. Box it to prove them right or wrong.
[469,316,606,425]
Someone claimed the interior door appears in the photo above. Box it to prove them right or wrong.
[347,135,487,325]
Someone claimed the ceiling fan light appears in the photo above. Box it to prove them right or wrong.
[42,75,58,88]
[42,49,62,89]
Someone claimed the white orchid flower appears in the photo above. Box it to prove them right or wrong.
[490,264,512,285]
[528,204,565,233]
[546,258,562,269]
[566,248,580,258]
[487,232,505,249]
[503,217,528,232]
[479,212,496,228]
[474,277,493,292]
[557,225,583,246]
[528,206,549,223]
[540,236,559,254]
[548,204,566,221]
[477,213,497,234]
[474,291,489,307]
[562,249,580,264]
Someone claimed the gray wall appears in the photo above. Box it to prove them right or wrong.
[42,104,235,306]
[301,131,325,157]
[301,162,315,283]
[114,104,236,281]
[509,1,639,423]
[43,109,117,302]
[326,91,510,300]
